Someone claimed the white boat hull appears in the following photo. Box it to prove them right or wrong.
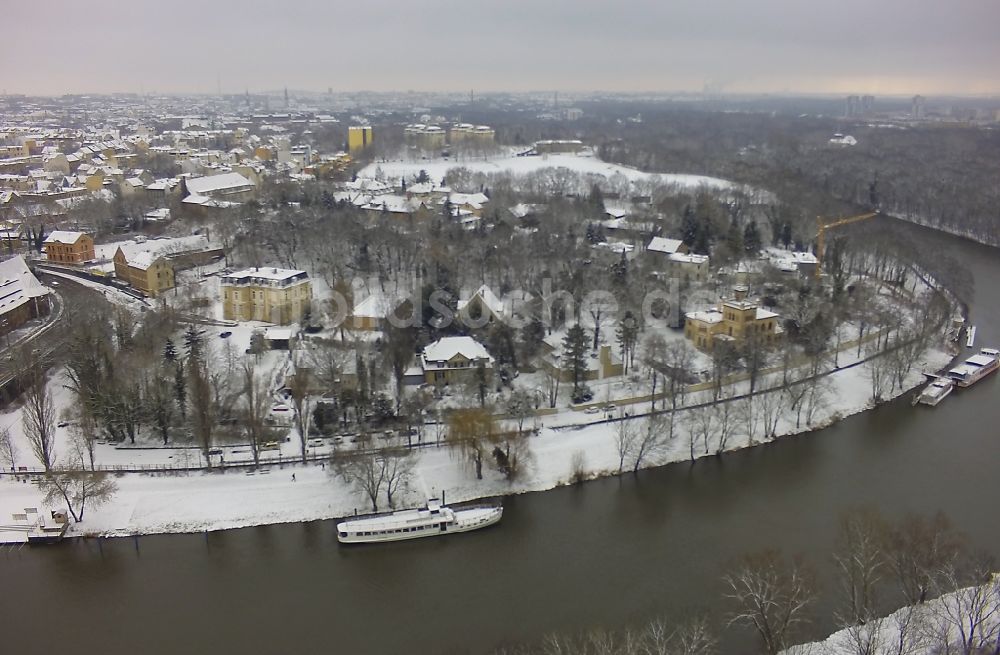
[337,504,502,544]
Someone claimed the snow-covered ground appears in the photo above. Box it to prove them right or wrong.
[359,153,735,194]
[0,340,952,541]
[783,578,1000,655]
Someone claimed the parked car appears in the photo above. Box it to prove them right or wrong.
[219,331,232,338]
[583,406,601,415]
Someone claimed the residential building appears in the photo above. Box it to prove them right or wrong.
[113,247,174,297]
[684,286,780,351]
[0,255,51,335]
[348,126,373,152]
[421,336,494,386]
[646,237,710,283]
[183,172,255,202]
[534,139,584,155]
[221,267,312,325]
[404,124,447,150]
[43,231,94,264]
[449,123,495,144]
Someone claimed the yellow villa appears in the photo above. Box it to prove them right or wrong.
[684,286,780,351]
[221,267,312,325]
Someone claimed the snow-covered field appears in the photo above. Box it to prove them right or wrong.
[0,343,952,542]
[359,153,736,193]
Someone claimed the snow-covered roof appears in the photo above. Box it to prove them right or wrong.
[457,284,504,317]
[115,235,211,271]
[0,255,50,317]
[755,308,779,320]
[669,252,709,265]
[686,309,723,324]
[43,230,87,245]
[185,172,254,195]
[648,237,684,254]
[422,336,493,364]
[222,267,308,285]
[352,292,405,319]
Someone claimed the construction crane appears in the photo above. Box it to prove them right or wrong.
[814,211,879,277]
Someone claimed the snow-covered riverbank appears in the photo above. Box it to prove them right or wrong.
[0,345,953,541]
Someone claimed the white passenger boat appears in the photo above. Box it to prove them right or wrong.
[917,377,954,406]
[946,347,1000,388]
[337,498,502,544]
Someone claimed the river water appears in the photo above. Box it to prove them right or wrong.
[2,221,998,655]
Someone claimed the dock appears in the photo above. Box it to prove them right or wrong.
[966,325,977,348]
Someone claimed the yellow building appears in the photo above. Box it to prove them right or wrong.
[221,267,312,325]
[348,126,373,152]
[113,247,174,297]
[421,336,494,386]
[684,286,780,351]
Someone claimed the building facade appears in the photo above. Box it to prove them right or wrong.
[43,231,95,264]
[221,267,312,325]
[684,286,780,351]
[348,126,373,152]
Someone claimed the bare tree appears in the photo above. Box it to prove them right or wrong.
[883,512,963,606]
[0,426,17,471]
[39,456,118,523]
[630,414,668,472]
[289,366,314,463]
[833,507,891,655]
[688,404,715,460]
[724,549,816,655]
[333,448,385,512]
[22,363,55,470]
[758,389,784,441]
[239,363,275,467]
[381,447,415,508]
[738,394,760,446]
[714,392,740,455]
[931,555,1000,655]
[615,419,637,473]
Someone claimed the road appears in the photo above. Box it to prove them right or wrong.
[0,271,112,401]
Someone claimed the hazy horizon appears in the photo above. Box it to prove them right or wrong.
[3,0,999,97]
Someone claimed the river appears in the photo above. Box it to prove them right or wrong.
[2,221,998,655]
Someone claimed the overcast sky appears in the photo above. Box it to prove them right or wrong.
[4,0,999,96]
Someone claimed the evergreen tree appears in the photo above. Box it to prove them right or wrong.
[744,221,762,255]
[615,311,639,373]
[587,183,605,219]
[681,205,698,246]
[725,217,744,257]
[174,359,187,420]
[781,222,793,249]
[561,325,590,394]
[163,339,177,364]
[183,326,203,363]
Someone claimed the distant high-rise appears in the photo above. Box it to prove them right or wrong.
[861,95,875,114]
[845,95,861,117]
[348,126,373,152]
[284,87,289,108]
[912,95,926,119]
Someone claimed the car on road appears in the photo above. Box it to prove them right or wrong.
[219,331,232,338]
[271,404,290,413]
[583,406,601,415]
[604,404,617,412]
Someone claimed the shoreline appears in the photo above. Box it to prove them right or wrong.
[1,345,954,543]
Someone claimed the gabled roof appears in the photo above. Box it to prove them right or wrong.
[43,230,87,245]
[184,172,254,195]
[422,336,493,364]
[647,237,684,254]
[0,255,50,317]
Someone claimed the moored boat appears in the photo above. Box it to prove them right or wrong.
[917,377,954,406]
[337,498,502,544]
[947,347,1000,388]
